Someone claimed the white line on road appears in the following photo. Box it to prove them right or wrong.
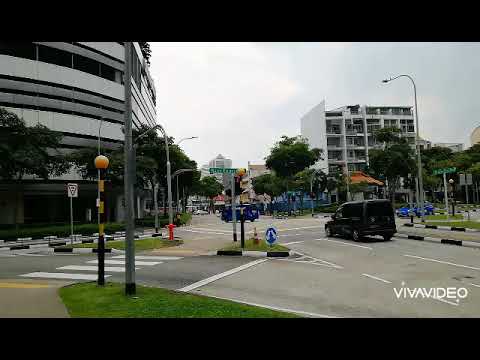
[362,273,392,284]
[16,253,47,257]
[468,283,480,288]
[282,241,305,245]
[432,297,459,306]
[292,250,343,269]
[178,258,268,292]
[87,260,162,266]
[276,258,337,268]
[203,294,340,318]
[110,255,183,261]
[56,265,139,273]
[314,238,373,250]
[180,229,230,235]
[404,254,480,271]
[20,272,111,280]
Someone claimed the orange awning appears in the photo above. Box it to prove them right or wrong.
[350,171,384,186]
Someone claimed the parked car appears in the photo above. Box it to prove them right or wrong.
[193,209,208,215]
[396,203,434,217]
[221,204,260,222]
[325,199,396,242]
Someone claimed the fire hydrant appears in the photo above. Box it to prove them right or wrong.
[168,223,176,241]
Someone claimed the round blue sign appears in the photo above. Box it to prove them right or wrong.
[265,227,277,245]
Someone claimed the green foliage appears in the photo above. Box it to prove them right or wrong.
[0,108,70,181]
[265,135,323,179]
[192,176,223,199]
[252,173,285,198]
[349,181,369,194]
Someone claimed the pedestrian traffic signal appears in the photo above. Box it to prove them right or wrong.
[234,175,242,195]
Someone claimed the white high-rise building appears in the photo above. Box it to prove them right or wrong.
[301,102,416,175]
[200,154,233,185]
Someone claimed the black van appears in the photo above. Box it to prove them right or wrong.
[325,200,396,242]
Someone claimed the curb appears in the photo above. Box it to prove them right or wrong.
[395,233,480,249]
[403,223,478,233]
[53,247,114,253]
[216,250,292,257]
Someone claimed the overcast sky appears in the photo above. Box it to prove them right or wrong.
[149,42,480,168]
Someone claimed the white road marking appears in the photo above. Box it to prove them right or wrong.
[282,241,305,245]
[110,255,183,261]
[276,258,337,268]
[183,227,231,234]
[56,265,139,273]
[178,258,268,292]
[16,253,46,257]
[404,254,480,271]
[432,297,459,306]
[362,273,392,284]
[292,251,343,269]
[180,229,230,235]
[468,282,480,288]
[20,272,111,280]
[87,260,162,266]
[314,238,373,250]
[277,225,324,231]
[203,294,340,318]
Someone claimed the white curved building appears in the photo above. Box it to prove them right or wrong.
[0,42,157,224]
[471,126,480,147]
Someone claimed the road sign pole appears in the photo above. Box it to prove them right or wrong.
[232,174,237,242]
[240,206,245,249]
[70,196,74,246]
[443,172,449,221]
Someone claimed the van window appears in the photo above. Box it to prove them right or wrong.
[367,202,393,217]
[343,203,363,218]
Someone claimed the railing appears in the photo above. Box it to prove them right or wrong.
[326,127,342,134]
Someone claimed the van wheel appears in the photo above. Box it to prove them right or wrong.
[383,235,392,241]
[352,229,362,242]
[325,226,333,237]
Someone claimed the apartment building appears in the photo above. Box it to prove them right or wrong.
[301,101,416,175]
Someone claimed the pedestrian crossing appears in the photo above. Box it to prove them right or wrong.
[18,255,183,280]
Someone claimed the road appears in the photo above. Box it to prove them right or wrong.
[1,213,480,317]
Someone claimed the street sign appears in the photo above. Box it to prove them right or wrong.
[209,167,238,174]
[67,183,78,198]
[265,226,277,246]
[433,167,456,175]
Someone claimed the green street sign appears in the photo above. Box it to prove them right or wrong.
[209,167,237,174]
[433,167,457,175]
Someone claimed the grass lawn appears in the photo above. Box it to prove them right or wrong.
[67,238,181,251]
[221,238,289,252]
[59,282,298,318]
[424,221,480,229]
[425,214,463,220]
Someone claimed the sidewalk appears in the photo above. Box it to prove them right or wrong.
[0,279,71,318]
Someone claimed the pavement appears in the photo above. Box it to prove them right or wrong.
[2,213,480,317]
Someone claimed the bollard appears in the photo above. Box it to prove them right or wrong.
[253,227,259,245]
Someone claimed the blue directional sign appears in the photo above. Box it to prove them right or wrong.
[265,227,277,246]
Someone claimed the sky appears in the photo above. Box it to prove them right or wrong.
[149,42,480,168]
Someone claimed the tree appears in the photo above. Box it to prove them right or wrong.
[0,107,70,226]
[265,135,323,214]
[251,173,284,200]
[368,127,415,208]
[191,176,223,212]
[138,42,152,65]
[292,169,327,213]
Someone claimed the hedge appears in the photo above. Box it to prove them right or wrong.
[0,213,192,241]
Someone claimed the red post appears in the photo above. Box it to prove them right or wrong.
[168,223,176,241]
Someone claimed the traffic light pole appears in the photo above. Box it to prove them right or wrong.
[231,174,237,242]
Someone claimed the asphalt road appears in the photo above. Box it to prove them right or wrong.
[2,213,480,317]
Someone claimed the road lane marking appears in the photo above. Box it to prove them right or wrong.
[314,238,373,250]
[87,260,162,266]
[432,297,459,306]
[202,294,340,318]
[56,265,139,273]
[404,254,480,271]
[291,251,343,269]
[276,258,337,268]
[110,255,183,261]
[468,283,480,288]
[180,229,230,235]
[0,282,52,289]
[177,258,268,292]
[282,241,305,245]
[16,253,46,257]
[20,272,111,280]
[362,273,392,284]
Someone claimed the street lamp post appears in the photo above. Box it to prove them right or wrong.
[382,75,425,222]
[172,169,194,213]
[449,178,456,216]
[95,155,109,286]
[176,136,198,146]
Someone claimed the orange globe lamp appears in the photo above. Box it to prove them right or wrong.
[94,155,109,170]
[237,168,246,177]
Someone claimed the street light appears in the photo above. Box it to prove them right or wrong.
[382,74,425,222]
[449,178,456,216]
[176,136,198,146]
[172,169,194,213]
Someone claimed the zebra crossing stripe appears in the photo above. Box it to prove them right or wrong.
[20,272,111,280]
[56,265,139,273]
[87,260,162,266]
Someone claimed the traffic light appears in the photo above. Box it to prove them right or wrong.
[234,175,241,196]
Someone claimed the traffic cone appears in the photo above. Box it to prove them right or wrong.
[253,227,259,245]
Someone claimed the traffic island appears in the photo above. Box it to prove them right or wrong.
[59,282,298,318]
[58,237,182,252]
[216,239,291,257]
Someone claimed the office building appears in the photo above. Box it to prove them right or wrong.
[433,142,464,153]
[0,42,156,224]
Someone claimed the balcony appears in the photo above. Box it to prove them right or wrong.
[326,127,342,134]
